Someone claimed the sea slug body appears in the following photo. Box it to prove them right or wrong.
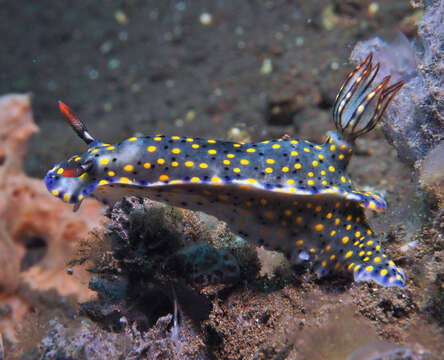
[45,54,406,287]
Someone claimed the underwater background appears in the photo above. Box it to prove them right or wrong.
[0,0,443,359]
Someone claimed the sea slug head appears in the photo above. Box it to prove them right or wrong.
[45,101,104,210]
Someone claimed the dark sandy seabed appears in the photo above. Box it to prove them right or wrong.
[1,0,443,359]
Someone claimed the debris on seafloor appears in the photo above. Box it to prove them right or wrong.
[37,196,259,359]
[0,94,103,341]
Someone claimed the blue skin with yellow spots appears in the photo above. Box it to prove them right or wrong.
[45,54,406,287]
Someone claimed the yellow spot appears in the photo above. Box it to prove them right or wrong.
[341,176,346,183]
[307,172,314,178]
[78,195,84,201]
[368,201,376,209]
[185,161,194,167]
[172,161,179,167]
[233,143,241,148]
[157,158,165,165]
[128,137,137,141]
[98,180,108,186]
[309,248,316,254]
[307,180,315,186]
[144,162,151,169]
[63,193,70,202]
[380,269,388,277]
[192,144,200,149]
[312,160,319,167]
[339,154,345,160]
[282,166,289,172]
[342,236,349,244]
[240,159,249,165]
[284,209,292,216]
[233,168,240,173]
[153,137,162,141]
[265,211,274,219]
[223,159,231,165]
[374,257,381,263]
[147,146,156,152]
[321,170,326,175]
[80,173,87,180]
[304,147,310,153]
[265,167,273,174]
[208,149,217,155]
[208,139,216,144]
[346,214,352,221]
[330,230,336,236]
[355,231,361,238]
[315,206,321,212]
[200,163,208,169]
[100,158,109,166]
[325,245,331,252]
[306,203,312,208]
[322,261,327,267]
[366,266,374,272]
[294,163,302,170]
[260,199,267,205]
[52,189,59,196]
[247,178,256,184]
[328,166,335,172]
[335,218,341,226]
[296,240,303,246]
[272,144,280,149]
[247,148,256,153]
[218,194,228,201]
[120,177,130,183]
[191,177,200,183]
[91,149,99,154]
[330,145,336,151]
[354,265,361,272]
[296,216,303,224]
[291,151,299,156]
[322,180,328,186]
[348,263,355,270]
[330,255,336,261]
[261,229,269,236]
[212,176,221,182]
[107,171,115,177]
[367,229,372,235]
[57,168,64,175]
[318,154,324,160]
[266,158,275,165]
[287,179,295,185]
[346,224,352,230]
[241,210,250,217]
[159,175,169,181]
[326,212,333,219]
[124,164,134,172]
[186,138,194,142]
[315,224,324,231]
[367,240,374,246]
[227,153,235,158]
[172,148,181,154]
[291,140,299,144]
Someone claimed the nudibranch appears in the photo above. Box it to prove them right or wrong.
[45,54,406,287]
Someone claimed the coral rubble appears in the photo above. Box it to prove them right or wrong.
[350,0,443,169]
